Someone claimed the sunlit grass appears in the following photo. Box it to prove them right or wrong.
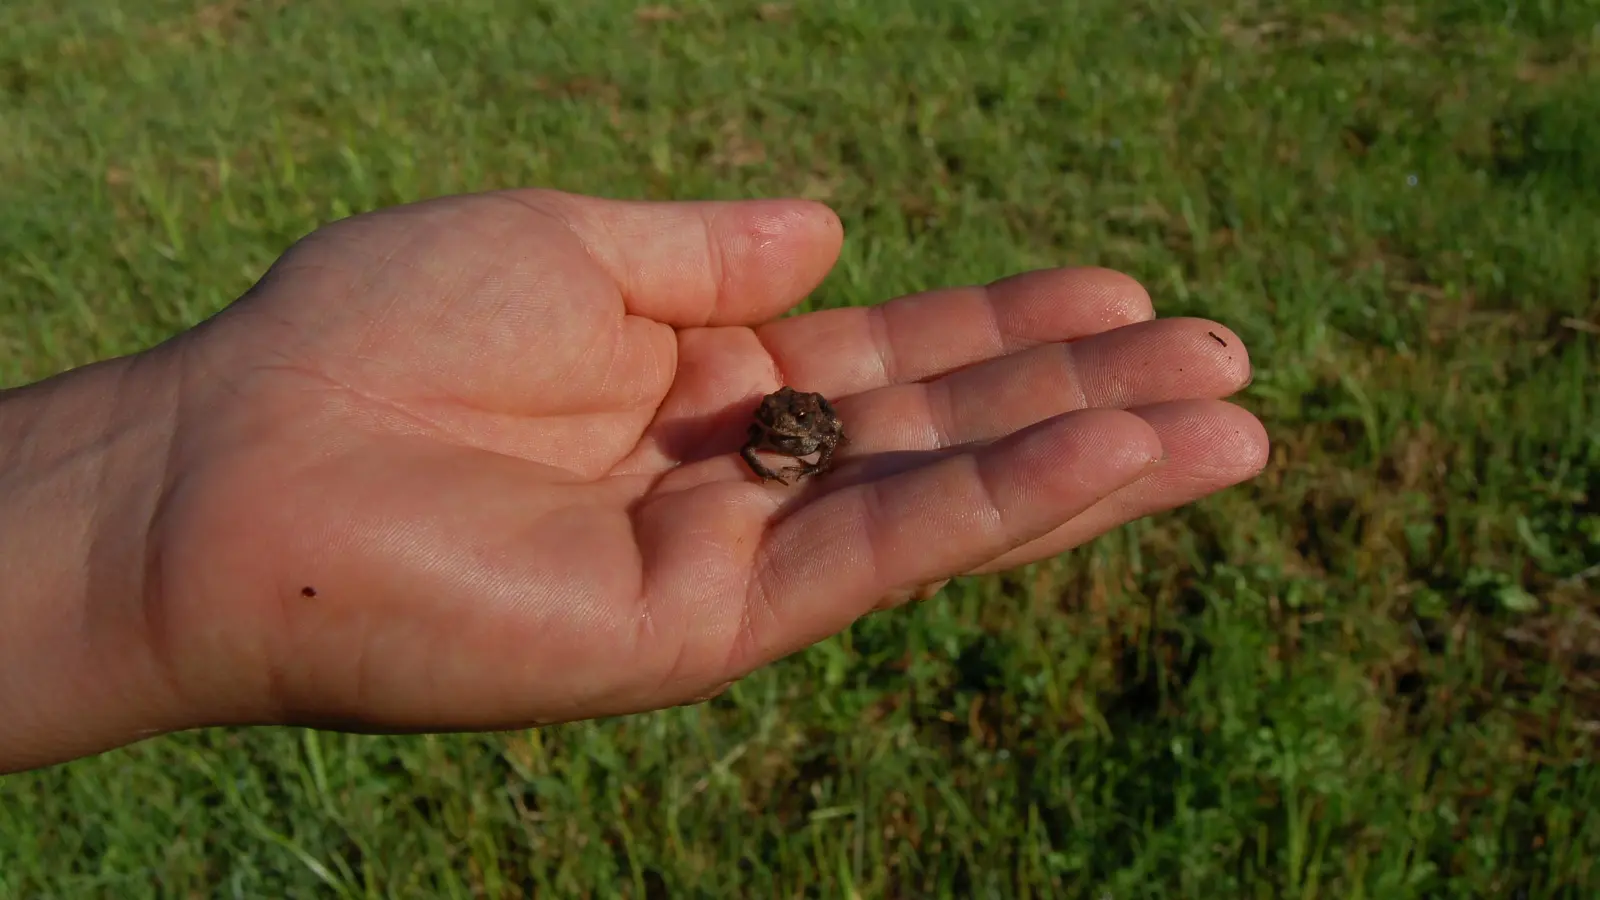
[2,0,1596,896]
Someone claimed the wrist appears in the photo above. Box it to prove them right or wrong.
[0,347,186,773]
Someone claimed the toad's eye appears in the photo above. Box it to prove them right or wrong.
[794,410,808,420]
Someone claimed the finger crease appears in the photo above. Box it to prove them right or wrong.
[730,499,785,674]
[858,481,900,592]
[865,305,897,385]
[1059,341,1091,410]
[967,452,1014,549]
[760,330,800,389]
[921,379,959,451]
[701,213,729,327]
[979,283,1014,357]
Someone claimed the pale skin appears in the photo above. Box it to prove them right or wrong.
[0,190,1268,774]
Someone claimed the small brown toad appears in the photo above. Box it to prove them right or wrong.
[740,386,847,485]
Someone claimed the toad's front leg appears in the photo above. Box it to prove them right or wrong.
[784,441,840,481]
[812,439,840,474]
[741,443,791,484]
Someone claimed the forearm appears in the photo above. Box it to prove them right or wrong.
[0,350,186,773]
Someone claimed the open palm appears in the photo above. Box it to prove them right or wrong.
[148,190,1266,735]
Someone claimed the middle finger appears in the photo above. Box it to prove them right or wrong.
[834,316,1251,455]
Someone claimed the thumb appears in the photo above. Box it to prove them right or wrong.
[502,190,846,327]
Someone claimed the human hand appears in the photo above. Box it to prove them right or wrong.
[0,190,1266,771]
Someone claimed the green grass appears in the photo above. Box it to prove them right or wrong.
[3,0,1598,895]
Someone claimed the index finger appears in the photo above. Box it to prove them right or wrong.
[758,267,1157,399]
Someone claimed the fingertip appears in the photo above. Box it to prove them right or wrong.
[745,198,843,244]
[996,407,1166,502]
[714,199,845,322]
[1217,405,1271,477]
[983,266,1157,340]
[1130,400,1270,482]
[501,192,847,328]
[1065,266,1158,320]
[1045,406,1165,463]
[1172,318,1254,390]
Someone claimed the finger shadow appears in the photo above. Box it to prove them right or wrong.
[796,446,968,495]
[650,393,768,465]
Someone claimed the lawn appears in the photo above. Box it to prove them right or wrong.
[2,0,1597,896]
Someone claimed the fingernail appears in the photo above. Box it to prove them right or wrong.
[876,579,949,611]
